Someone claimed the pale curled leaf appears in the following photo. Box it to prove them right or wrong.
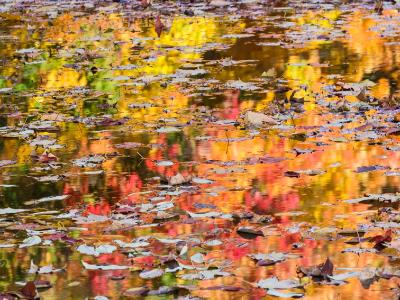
[244,111,278,127]
[139,269,164,279]
[257,277,302,289]
[19,236,41,248]
[267,289,304,298]
[81,261,130,270]
[0,207,27,215]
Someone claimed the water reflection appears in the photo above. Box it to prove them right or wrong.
[1,3,400,299]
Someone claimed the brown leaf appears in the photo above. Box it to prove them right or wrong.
[284,171,300,178]
[155,16,164,38]
[38,150,58,163]
[297,258,334,279]
[370,229,392,249]
[20,281,38,299]
[123,287,149,296]
[237,226,264,238]
[320,258,334,276]
[202,285,243,292]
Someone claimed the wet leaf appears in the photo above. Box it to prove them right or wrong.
[19,236,41,248]
[190,253,205,264]
[284,171,301,178]
[139,268,164,279]
[0,208,27,215]
[155,15,164,37]
[320,258,334,276]
[123,287,149,296]
[244,111,277,127]
[77,244,116,257]
[20,281,38,299]
[267,289,304,298]
[257,277,302,289]
[237,226,264,238]
[81,261,130,270]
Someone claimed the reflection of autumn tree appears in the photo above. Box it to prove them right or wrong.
[2,6,400,300]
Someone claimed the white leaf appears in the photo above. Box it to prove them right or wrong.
[77,245,97,256]
[153,201,174,211]
[156,238,184,244]
[25,195,70,205]
[20,236,41,248]
[75,214,109,224]
[179,245,188,256]
[244,111,277,127]
[139,269,164,279]
[226,80,259,91]
[257,277,302,289]
[328,271,360,281]
[249,252,298,262]
[156,126,180,133]
[96,244,117,254]
[81,260,129,270]
[179,269,230,280]
[114,240,149,248]
[38,265,62,274]
[0,207,27,215]
[204,239,222,246]
[199,269,230,280]
[191,253,205,264]
[192,177,213,184]
[187,211,221,218]
[156,161,174,167]
[77,244,116,257]
[28,260,38,274]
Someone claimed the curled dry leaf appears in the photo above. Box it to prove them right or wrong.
[139,268,164,279]
[168,173,191,185]
[21,281,39,299]
[298,258,334,278]
[243,111,277,127]
[284,171,301,178]
[257,277,303,289]
[81,261,130,270]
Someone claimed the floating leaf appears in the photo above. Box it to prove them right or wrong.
[81,261,130,270]
[0,208,27,215]
[19,236,41,248]
[267,289,304,298]
[139,269,164,279]
[257,277,302,289]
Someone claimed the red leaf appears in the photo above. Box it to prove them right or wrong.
[21,281,38,299]
[155,16,164,38]
[370,229,392,249]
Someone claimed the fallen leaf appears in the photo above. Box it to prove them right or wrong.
[257,277,302,289]
[244,111,277,127]
[139,269,164,279]
[81,261,130,270]
[20,281,38,299]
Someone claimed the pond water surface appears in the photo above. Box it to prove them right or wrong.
[1,1,400,299]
